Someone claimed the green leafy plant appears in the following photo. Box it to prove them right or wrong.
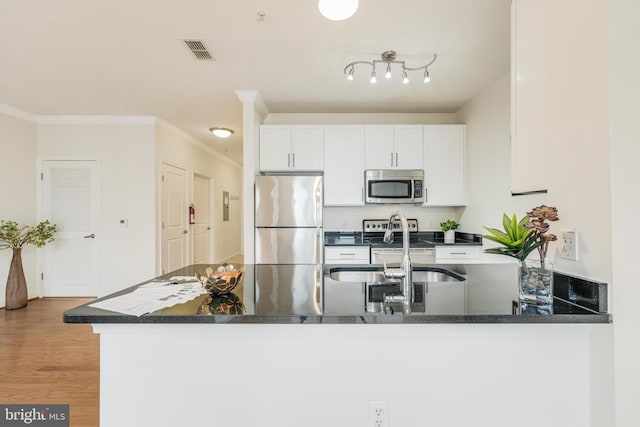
[483,213,543,261]
[483,206,559,265]
[0,220,57,250]
[440,220,460,232]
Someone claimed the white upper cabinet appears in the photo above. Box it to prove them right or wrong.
[423,125,466,206]
[323,125,365,206]
[260,125,324,171]
[364,125,423,169]
[510,0,548,194]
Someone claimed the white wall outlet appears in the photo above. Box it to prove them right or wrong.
[369,400,388,427]
[559,230,578,261]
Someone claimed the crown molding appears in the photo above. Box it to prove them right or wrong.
[156,118,242,170]
[235,90,269,118]
[0,103,37,122]
[37,115,157,125]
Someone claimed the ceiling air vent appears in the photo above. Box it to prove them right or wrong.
[182,39,214,61]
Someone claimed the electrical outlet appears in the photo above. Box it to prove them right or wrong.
[369,400,388,427]
[559,230,578,261]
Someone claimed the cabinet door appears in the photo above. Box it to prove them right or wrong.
[394,125,424,169]
[423,125,466,206]
[260,125,291,171]
[291,125,324,171]
[324,125,365,206]
[364,125,394,169]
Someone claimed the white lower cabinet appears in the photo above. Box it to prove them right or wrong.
[324,246,370,264]
[435,246,481,263]
[425,281,466,315]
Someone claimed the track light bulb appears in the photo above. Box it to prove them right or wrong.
[346,67,354,80]
[402,70,409,84]
[385,64,392,79]
[423,70,431,83]
[370,72,377,83]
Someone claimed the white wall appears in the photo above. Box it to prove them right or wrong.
[0,108,38,307]
[97,323,609,427]
[37,118,156,296]
[611,0,640,425]
[155,121,242,265]
[237,90,268,264]
[542,0,612,284]
[457,1,615,423]
[456,73,546,233]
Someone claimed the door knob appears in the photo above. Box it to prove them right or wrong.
[183,230,188,234]
[83,234,96,239]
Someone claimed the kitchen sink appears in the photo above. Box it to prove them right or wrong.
[323,265,466,315]
[327,266,465,284]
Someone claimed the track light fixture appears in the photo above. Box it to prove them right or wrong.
[344,50,437,84]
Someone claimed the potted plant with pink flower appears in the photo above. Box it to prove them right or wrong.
[483,205,559,313]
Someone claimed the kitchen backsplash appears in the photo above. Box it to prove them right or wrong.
[323,205,465,231]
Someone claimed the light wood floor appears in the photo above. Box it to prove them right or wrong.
[0,298,99,426]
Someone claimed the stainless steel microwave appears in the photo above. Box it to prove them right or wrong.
[364,169,425,204]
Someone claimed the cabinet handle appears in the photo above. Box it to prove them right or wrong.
[390,152,394,167]
[292,152,295,168]
[451,252,467,255]
[288,153,291,167]
[395,152,398,167]
[83,233,95,239]
[362,187,364,202]
[339,253,356,257]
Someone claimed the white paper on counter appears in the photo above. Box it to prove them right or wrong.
[89,282,207,316]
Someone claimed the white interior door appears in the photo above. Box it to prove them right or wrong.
[161,163,187,274]
[192,174,211,264]
[41,160,100,297]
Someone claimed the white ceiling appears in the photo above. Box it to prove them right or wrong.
[0,0,511,165]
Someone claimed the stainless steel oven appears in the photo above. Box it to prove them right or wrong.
[364,169,425,204]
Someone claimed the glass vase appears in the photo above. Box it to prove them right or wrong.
[519,259,553,315]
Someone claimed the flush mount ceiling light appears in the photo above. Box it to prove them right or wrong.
[344,50,437,84]
[318,0,359,21]
[209,127,234,138]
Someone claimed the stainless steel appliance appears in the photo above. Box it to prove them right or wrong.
[364,169,425,204]
[254,174,323,314]
[363,219,435,264]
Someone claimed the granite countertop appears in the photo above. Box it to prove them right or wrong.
[63,263,611,325]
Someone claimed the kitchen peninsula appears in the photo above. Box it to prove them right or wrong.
[64,263,611,427]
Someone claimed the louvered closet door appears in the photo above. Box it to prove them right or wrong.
[41,160,100,297]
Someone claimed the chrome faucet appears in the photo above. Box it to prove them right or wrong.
[382,210,413,315]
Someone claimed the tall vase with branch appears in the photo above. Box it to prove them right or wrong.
[0,220,57,310]
[483,206,559,313]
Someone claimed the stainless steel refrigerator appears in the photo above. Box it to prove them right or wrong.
[254,174,323,314]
